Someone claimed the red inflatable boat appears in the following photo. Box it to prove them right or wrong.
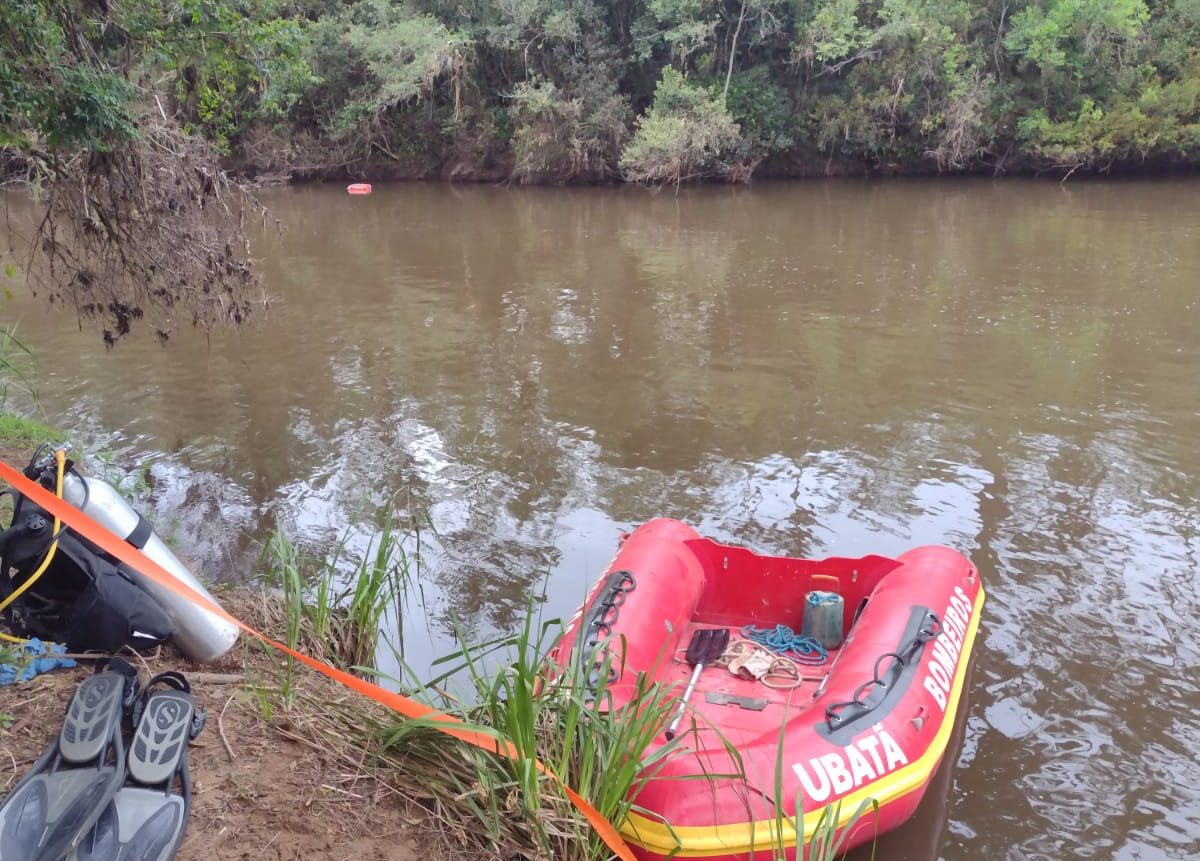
[551,519,984,860]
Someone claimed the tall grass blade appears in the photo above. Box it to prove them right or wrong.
[0,324,38,407]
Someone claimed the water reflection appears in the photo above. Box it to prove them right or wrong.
[3,178,1199,859]
[846,656,977,861]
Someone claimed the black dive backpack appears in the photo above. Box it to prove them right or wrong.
[0,455,175,653]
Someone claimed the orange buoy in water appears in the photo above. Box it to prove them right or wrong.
[347,183,373,195]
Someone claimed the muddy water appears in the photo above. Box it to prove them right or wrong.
[4,179,1199,859]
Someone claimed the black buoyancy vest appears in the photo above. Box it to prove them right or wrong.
[0,491,175,653]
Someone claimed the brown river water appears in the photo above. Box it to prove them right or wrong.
[3,179,1199,859]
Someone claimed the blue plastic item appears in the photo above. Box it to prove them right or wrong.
[0,638,77,685]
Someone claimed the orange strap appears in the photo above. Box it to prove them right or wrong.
[0,459,636,861]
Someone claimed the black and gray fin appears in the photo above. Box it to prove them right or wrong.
[71,671,205,861]
[0,658,139,861]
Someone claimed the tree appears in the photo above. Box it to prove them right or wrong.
[1,0,266,344]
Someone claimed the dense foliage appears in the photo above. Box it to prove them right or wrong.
[229,0,1199,180]
[4,0,1200,188]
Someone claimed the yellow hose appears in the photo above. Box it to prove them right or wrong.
[0,449,67,644]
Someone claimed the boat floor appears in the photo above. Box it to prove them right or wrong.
[660,623,837,737]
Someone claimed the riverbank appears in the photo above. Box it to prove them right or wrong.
[235,140,1200,186]
[0,424,427,860]
[241,155,1200,187]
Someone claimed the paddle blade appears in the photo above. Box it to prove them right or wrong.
[708,628,730,660]
[685,628,730,665]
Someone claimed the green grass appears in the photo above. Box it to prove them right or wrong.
[770,694,878,860]
[0,325,38,409]
[0,321,56,453]
[254,518,413,703]
[0,411,64,525]
[0,412,63,451]
[810,799,879,860]
[371,607,874,861]
[372,612,698,860]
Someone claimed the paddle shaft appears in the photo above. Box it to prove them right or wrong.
[664,661,705,741]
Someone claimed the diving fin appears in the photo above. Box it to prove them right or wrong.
[71,671,205,861]
[0,658,139,861]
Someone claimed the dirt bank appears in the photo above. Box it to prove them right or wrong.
[0,590,428,861]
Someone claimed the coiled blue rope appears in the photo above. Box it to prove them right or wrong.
[739,624,828,665]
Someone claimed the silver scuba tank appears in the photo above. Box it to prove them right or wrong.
[59,470,240,663]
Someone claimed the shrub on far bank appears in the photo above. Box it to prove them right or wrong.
[619,70,745,184]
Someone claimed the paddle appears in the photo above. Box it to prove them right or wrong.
[665,627,730,741]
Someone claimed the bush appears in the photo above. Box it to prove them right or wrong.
[619,69,745,184]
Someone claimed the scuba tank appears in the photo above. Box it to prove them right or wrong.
[57,469,240,663]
